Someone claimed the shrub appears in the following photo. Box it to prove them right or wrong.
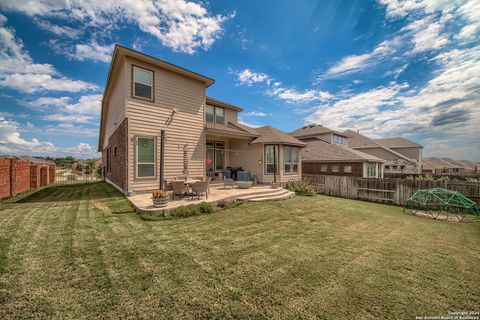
[199,201,213,214]
[466,178,480,183]
[286,180,315,196]
[152,190,168,199]
[171,204,200,218]
[217,199,243,209]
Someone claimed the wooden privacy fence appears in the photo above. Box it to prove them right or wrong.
[302,174,480,206]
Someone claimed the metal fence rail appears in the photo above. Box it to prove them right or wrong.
[54,169,100,185]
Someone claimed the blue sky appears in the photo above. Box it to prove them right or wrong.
[0,0,479,160]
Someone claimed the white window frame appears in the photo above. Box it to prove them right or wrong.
[264,145,279,175]
[133,66,154,100]
[136,136,156,179]
[332,165,339,173]
[320,164,328,173]
[205,105,225,125]
[344,165,352,173]
[284,146,299,174]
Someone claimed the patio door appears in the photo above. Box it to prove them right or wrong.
[206,140,225,176]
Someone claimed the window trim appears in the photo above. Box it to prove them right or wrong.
[343,165,352,173]
[206,140,225,173]
[132,65,155,102]
[264,144,279,175]
[135,136,157,180]
[284,146,299,174]
[205,104,225,125]
[320,164,328,173]
[332,164,340,173]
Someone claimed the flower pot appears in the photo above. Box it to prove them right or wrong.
[152,197,169,208]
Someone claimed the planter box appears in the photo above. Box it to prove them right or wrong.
[152,197,169,208]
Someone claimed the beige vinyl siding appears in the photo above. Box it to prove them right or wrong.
[228,139,264,180]
[261,145,302,184]
[103,59,127,148]
[125,57,206,193]
[224,108,238,124]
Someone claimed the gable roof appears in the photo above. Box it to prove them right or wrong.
[98,44,215,151]
[422,157,479,170]
[343,129,381,148]
[343,129,417,163]
[375,137,423,148]
[251,126,306,147]
[290,124,347,139]
[303,140,383,162]
[205,122,259,138]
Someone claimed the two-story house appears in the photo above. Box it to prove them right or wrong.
[98,45,305,195]
[290,124,384,178]
[343,130,422,174]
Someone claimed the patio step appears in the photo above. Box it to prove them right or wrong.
[237,188,295,202]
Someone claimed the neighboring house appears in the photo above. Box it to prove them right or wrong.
[343,130,421,174]
[301,140,384,178]
[98,45,305,195]
[422,157,479,174]
[290,124,348,145]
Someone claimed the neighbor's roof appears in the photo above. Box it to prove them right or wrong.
[251,126,306,147]
[343,129,381,148]
[98,44,215,151]
[343,129,417,163]
[20,156,55,164]
[206,97,243,112]
[290,124,346,138]
[375,137,423,149]
[302,140,383,163]
[422,157,479,170]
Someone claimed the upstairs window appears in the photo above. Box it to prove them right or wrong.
[333,135,346,145]
[205,105,225,125]
[133,66,153,100]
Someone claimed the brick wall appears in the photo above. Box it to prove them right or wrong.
[0,159,11,198]
[30,164,42,189]
[302,162,364,177]
[10,159,31,196]
[104,118,127,192]
[48,164,56,183]
[0,158,56,199]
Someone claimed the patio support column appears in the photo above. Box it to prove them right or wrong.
[273,144,277,183]
[160,130,165,190]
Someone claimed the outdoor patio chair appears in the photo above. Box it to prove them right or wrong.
[191,181,209,200]
[224,178,234,189]
[171,180,189,200]
[250,175,258,186]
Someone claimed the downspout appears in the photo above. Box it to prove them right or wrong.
[160,130,165,190]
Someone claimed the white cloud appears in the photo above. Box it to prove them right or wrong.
[63,94,102,115]
[237,69,271,86]
[50,40,114,63]
[401,17,449,53]
[244,111,267,117]
[42,114,94,124]
[0,0,231,54]
[235,68,333,104]
[0,15,98,93]
[35,19,81,38]
[0,117,99,158]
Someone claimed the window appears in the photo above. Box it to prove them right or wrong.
[114,147,117,156]
[106,147,111,172]
[206,105,215,123]
[136,137,155,178]
[333,135,346,145]
[206,140,224,173]
[265,145,279,174]
[320,164,328,172]
[332,165,339,173]
[133,66,153,100]
[205,105,225,124]
[344,165,352,173]
[367,163,378,178]
[284,146,299,173]
[215,107,224,125]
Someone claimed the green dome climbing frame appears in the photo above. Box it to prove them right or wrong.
[403,188,479,222]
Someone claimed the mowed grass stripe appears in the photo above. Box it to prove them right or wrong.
[0,182,479,319]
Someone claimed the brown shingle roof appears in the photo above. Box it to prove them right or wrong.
[342,129,381,148]
[290,124,334,138]
[303,140,383,162]
[375,137,422,148]
[251,126,306,147]
[205,122,258,138]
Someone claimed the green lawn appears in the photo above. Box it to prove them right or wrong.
[0,182,479,319]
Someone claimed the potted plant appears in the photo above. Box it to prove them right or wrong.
[152,190,169,208]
